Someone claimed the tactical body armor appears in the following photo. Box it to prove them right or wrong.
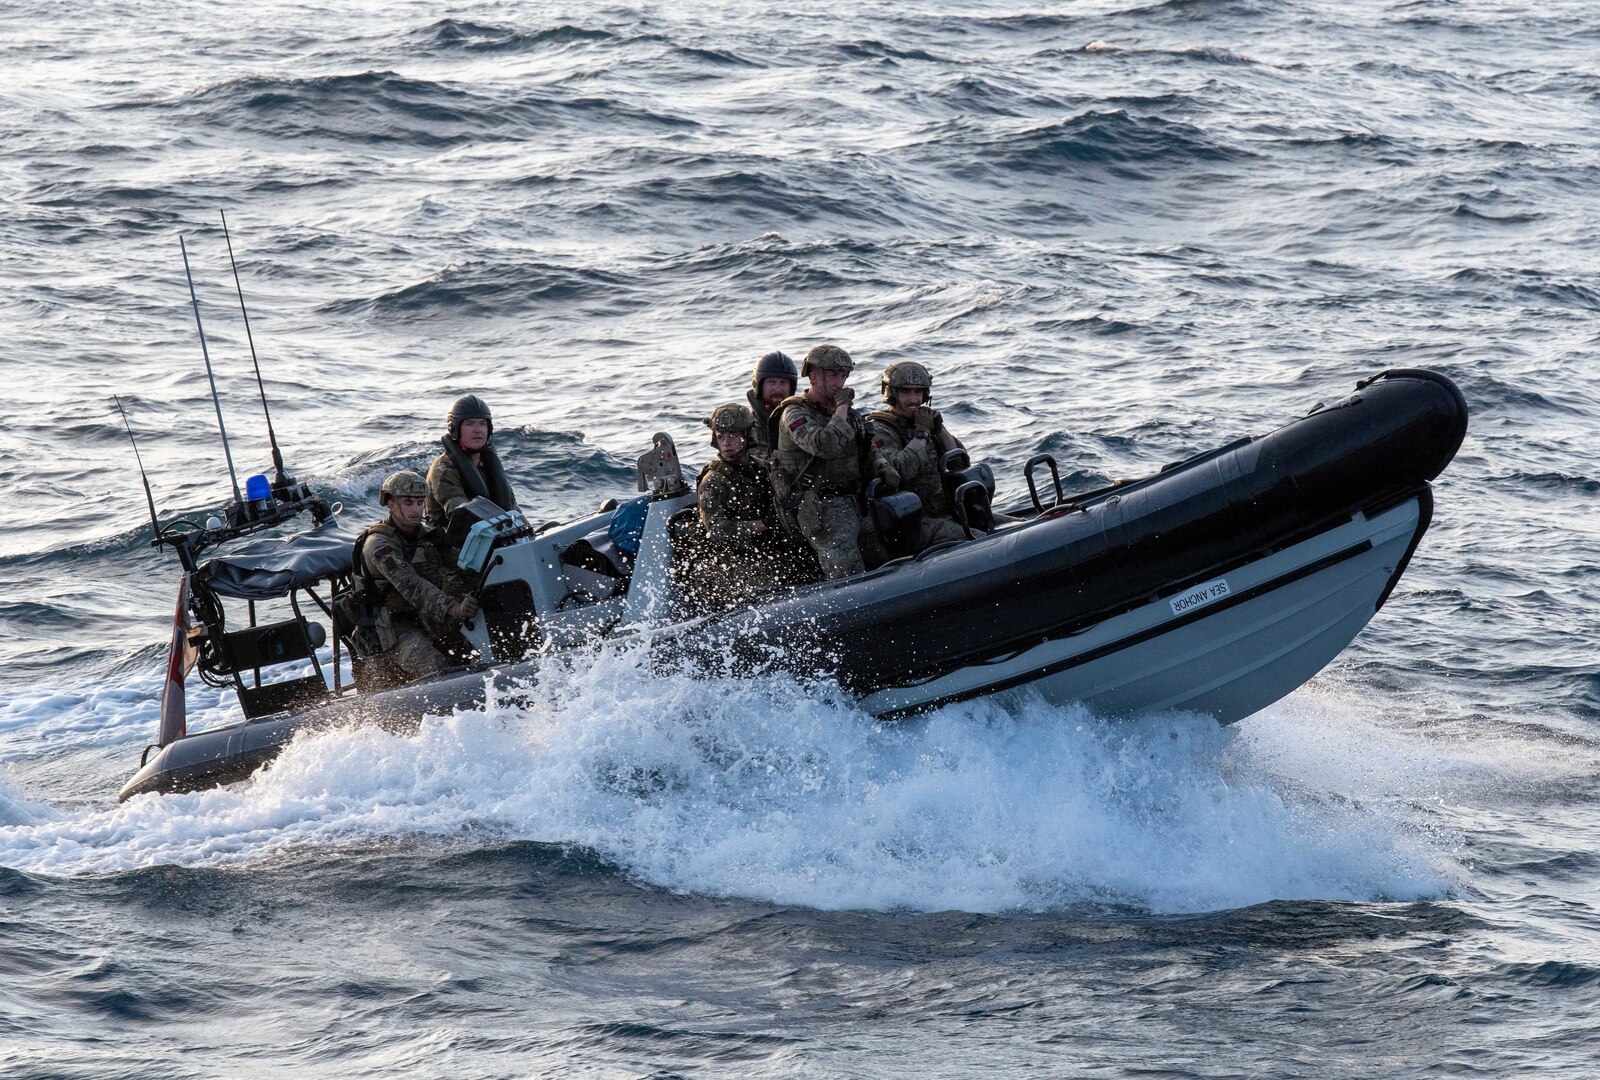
[690,455,811,607]
[868,410,961,519]
[771,392,897,578]
[867,411,969,550]
[698,455,780,549]
[772,395,877,498]
[355,518,467,675]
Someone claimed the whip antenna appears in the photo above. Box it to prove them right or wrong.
[180,233,243,507]
[113,395,162,542]
[219,209,289,489]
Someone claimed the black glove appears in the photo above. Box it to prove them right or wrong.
[913,405,942,435]
[451,596,481,622]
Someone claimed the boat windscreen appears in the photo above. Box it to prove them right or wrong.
[196,515,360,600]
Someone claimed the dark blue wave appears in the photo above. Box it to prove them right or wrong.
[1115,0,1275,22]
[957,110,1252,183]
[1451,201,1542,224]
[321,260,644,321]
[406,18,617,54]
[1448,268,1600,312]
[1497,471,1600,494]
[1494,961,1600,989]
[127,70,697,147]
[668,44,761,68]
[924,75,1034,117]
[497,430,638,496]
[0,868,46,900]
[170,71,500,147]
[836,39,946,64]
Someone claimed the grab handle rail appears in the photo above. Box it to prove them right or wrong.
[940,448,971,473]
[1024,454,1062,514]
[951,480,987,540]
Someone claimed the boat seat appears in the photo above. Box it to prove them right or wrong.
[941,450,995,534]
[220,617,331,719]
[866,481,924,559]
[238,674,328,719]
[219,617,326,675]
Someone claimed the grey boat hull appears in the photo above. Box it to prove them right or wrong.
[857,496,1426,720]
[120,369,1467,801]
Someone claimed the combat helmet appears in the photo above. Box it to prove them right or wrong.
[446,394,493,441]
[379,470,429,506]
[880,361,933,405]
[749,350,799,399]
[703,402,759,448]
[800,344,854,378]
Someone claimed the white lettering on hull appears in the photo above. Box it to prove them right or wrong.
[1170,577,1231,616]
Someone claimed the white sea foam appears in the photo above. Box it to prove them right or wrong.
[0,647,1496,914]
[0,648,365,764]
[0,768,62,828]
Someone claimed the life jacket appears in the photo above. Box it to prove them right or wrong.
[428,436,518,526]
[745,389,783,453]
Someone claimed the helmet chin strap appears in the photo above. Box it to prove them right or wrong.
[889,388,929,413]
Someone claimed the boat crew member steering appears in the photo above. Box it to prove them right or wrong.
[359,471,480,680]
[772,344,898,579]
[867,361,973,551]
[425,394,519,529]
[745,350,798,452]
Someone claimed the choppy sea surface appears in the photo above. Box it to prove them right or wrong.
[2,1,1597,1075]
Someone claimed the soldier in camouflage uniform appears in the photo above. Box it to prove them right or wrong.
[773,344,897,579]
[744,350,798,452]
[425,394,520,530]
[693,403,810,609]
[359,471,481,679]
[867,361,972,552]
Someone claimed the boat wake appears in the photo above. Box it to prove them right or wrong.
[0,650,1468,914]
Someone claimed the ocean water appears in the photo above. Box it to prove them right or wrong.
[2,0,1598,1076]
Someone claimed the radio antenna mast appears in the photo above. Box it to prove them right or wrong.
[112,395,162,542]
[219,210,290,490]
[180,233,243,507]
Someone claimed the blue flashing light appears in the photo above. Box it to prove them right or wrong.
[246,474,272,502]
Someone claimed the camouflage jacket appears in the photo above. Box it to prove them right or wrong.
[697,454,779,551]
[360,518,461,633]
[867,411,964,519]
[773,394,894,497]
